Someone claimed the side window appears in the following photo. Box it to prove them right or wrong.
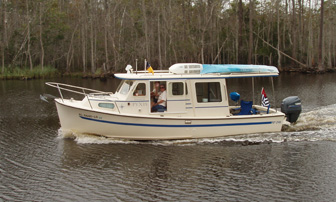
[118,80,134,95]
[195,82,222,103]
[133,83,146,96]
[170,82,184,95]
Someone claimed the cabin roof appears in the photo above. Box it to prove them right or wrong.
[115,63,279,80]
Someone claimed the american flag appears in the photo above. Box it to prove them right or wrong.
[261,87,270,107]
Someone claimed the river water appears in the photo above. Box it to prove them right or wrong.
[1,73,336,201]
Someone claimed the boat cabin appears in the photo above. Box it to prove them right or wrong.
[87,63,278,118]
[110,77,229,118]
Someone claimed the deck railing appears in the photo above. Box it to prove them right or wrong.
[45,82,116,111]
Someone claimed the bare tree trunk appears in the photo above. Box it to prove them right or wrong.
[200,3,215,64]
[248,0,254,64]
[90,2,95,74]
[318,0,324,71]
[328,30,332,68]
[90,21,94,74]
[39,2,44,70]
[109,3,120,72]
[157,12,162,69]
[291,0,297,67]
[142,0,149,58]
[26,0,33,70]
[276,0,281,70]
[80,16,86,73]
[104,0,109,72]
[1,0,7,74]
[66,25,78,72]
[255,31,307,67]
[307,0,313,67]
[238,0,243,63]
[298,0,304,64]
[94,19,97,71]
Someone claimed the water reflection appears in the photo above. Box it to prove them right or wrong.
[52,131,336,201]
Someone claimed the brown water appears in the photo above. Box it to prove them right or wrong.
[1,73,336,201]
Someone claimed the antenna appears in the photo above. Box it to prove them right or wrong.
[136,59,138,74]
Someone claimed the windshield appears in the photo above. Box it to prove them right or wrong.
[116,80,134,95]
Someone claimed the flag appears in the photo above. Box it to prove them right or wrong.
[261,87,270,107]
[146,62,154,75]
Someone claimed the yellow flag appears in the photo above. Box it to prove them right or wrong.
[146,62,154,75]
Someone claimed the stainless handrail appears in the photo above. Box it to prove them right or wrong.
[46,82,108,96]
[56,83,64,102]
[45,82,117,111]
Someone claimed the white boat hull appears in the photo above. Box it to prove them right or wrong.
[55,99,285,140]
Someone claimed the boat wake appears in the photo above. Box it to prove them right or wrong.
[57,104,336,145]
[283,103,336,132]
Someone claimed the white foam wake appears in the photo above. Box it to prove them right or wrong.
[283,104,336,132]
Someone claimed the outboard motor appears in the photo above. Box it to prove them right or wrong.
[281,96,302,123]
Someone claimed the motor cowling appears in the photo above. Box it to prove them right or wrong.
[281,96,302,123]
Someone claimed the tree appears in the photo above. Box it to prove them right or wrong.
[0,0,334,74]
[248,0,254,64]
[318,0,324,71]
[238,0,244,63]
[1,0,7,74]
[26,0,33,71]
[276,0,282,70]
[39,1,45,70]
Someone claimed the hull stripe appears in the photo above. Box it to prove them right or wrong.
[79,115,273,128]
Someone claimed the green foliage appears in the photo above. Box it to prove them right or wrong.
[0,66,59,80]
[94,68,103,75]
[43,1,69,46]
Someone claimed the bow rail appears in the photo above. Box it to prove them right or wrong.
[45,82,114,110]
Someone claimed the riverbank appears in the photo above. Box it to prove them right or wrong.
[0,66,335,80]
[0,66,59,80]
[281,67,336,74]
[0,67,115,80]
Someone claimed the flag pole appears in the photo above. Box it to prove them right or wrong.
[252,78,255,104]
[261,87,263,106]
[135,59,138,74]
[271,77,276,111]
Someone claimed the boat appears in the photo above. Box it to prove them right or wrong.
[45,63,301,140]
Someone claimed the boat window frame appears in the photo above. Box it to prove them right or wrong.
[133,82,147,96]
[116,80,135,95]
[195,81,222,103]
[169,82,185,96]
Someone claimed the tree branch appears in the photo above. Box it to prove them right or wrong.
[254,31,307,68]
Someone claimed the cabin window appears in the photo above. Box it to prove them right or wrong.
[170,82,184,95]
[117,80,134,95]
[195,82,222,103]
[133,83,146,96]
[98,103,115,109]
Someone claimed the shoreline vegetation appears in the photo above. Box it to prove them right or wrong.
[0,66,112,80]
[0,65,334,80]
[1,1,335,77]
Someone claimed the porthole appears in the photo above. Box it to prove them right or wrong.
[98,103,115,109]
